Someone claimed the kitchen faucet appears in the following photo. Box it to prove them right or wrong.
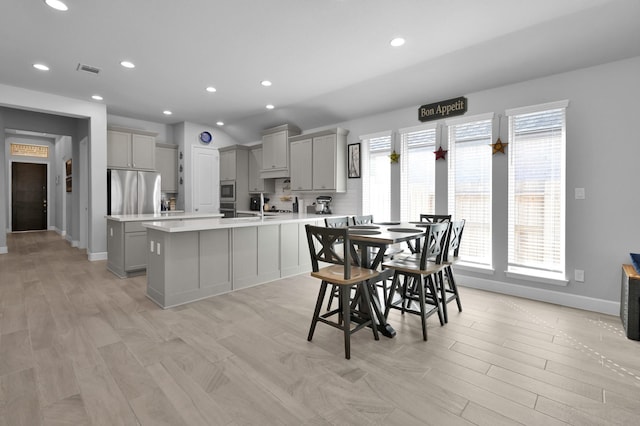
[259,192,264,218]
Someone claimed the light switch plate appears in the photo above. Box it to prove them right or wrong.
[150,240,154,252]
[157,243,161,255]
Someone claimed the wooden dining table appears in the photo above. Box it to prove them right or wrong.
[345,222,429,337]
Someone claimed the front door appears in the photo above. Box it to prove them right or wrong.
[12,162,47,231]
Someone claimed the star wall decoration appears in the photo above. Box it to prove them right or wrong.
[389,150,400,163]
[434,146,447,160]
[491,137,508,154]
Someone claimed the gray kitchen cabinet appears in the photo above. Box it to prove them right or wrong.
[280,222,312,277]
[260,124,301,179]
[124,231,147,271]
[146,228,232,308]
[289,128,349,192]
[248,146,274,193]
[290,138,312,191]
[107,127,157,170]
[219,149,237,181]
[156,143,178,192]
[232,224,280,290]
[107,220,148,277]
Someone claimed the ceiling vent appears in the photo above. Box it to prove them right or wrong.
[76,63,101,75]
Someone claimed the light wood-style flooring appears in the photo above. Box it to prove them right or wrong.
[1,231,639,425]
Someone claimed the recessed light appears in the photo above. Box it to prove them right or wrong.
[390,37,405,47]
[120,60,135,69]
[206,86,217,93]
[33,63,50,71]
[44,0,68,11]
[163,110,172,115]
[216,121,224,126]
[91,95,103,101]
[266,104,275,110]
[261,80,272,87]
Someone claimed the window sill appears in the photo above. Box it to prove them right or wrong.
[505,269,568,287]
[453,262,495,276]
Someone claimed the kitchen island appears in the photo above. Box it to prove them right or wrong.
[106,212,223,278]
[142,213,337,308]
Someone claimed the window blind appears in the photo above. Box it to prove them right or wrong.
[362,134,392,221]
[507,106,566,275]
[447,119,493,266]
[400,127,436,222]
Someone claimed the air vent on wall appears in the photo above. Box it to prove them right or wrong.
[76,63,101,75]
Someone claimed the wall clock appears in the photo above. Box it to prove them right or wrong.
[199,131,213,144]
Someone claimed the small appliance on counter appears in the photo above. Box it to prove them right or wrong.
[315,196,332,214]
[250,196,261,211]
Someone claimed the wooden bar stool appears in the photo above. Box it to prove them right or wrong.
[305,224,380,359]
[439,220,465,323]
[383,222,449,340]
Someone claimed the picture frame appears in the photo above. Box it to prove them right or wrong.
[65,159,72,177]
[348,143,361,178]
[65,176,72,193]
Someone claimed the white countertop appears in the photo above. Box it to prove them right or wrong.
[142,213,342,233]
[106,212,224,222]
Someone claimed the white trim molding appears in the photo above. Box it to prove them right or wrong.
[457,274,619,316]
[88,251,107,261]
[0,246,7,254]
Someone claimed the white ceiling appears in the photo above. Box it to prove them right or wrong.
[2,0,639,142]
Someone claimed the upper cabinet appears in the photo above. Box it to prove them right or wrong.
[248,146,275,193]
[290,138,312,191]
[289,128,349,193]
[219,149,237,181]
[156,143,178,193]
[107,127,157,170]
[260,124,301,179]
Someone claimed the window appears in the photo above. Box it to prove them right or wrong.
[362,132,391,221]
[507,101,567,279]
[447,114,493,267]
[400,124,436,222]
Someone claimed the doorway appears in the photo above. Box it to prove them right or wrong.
[11,162,47,231]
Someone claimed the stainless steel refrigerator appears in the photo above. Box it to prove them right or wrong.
[107,170,161,215]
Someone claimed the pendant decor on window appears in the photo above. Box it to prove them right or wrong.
[434,146,447,160]
[491,115,508,154]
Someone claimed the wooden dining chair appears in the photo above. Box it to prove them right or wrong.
[350,215,374,225]
[382,222,449,340]
[324,216,351,311]
[305,225,380,359]
[324,216,350,228]
[439,220,465,323]
[408,214,451,254]
[419,214,451,223]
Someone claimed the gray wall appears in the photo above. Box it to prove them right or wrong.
[319,55,640,313]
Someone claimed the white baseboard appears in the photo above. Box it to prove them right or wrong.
[54,227,67,237]
[0,246,7,254]
[457,275,620,316]
[88,251,108,261]
[71,240,79,248]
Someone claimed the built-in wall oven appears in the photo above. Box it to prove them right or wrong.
[219,202,236,218]
[220,180,235,202]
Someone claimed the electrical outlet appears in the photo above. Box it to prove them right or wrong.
[575,188,585,199]
[575,269,585,282]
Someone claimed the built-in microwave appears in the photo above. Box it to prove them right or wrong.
[220,180,235,202]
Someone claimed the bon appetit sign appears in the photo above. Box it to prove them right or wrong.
[418,96,467,122]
